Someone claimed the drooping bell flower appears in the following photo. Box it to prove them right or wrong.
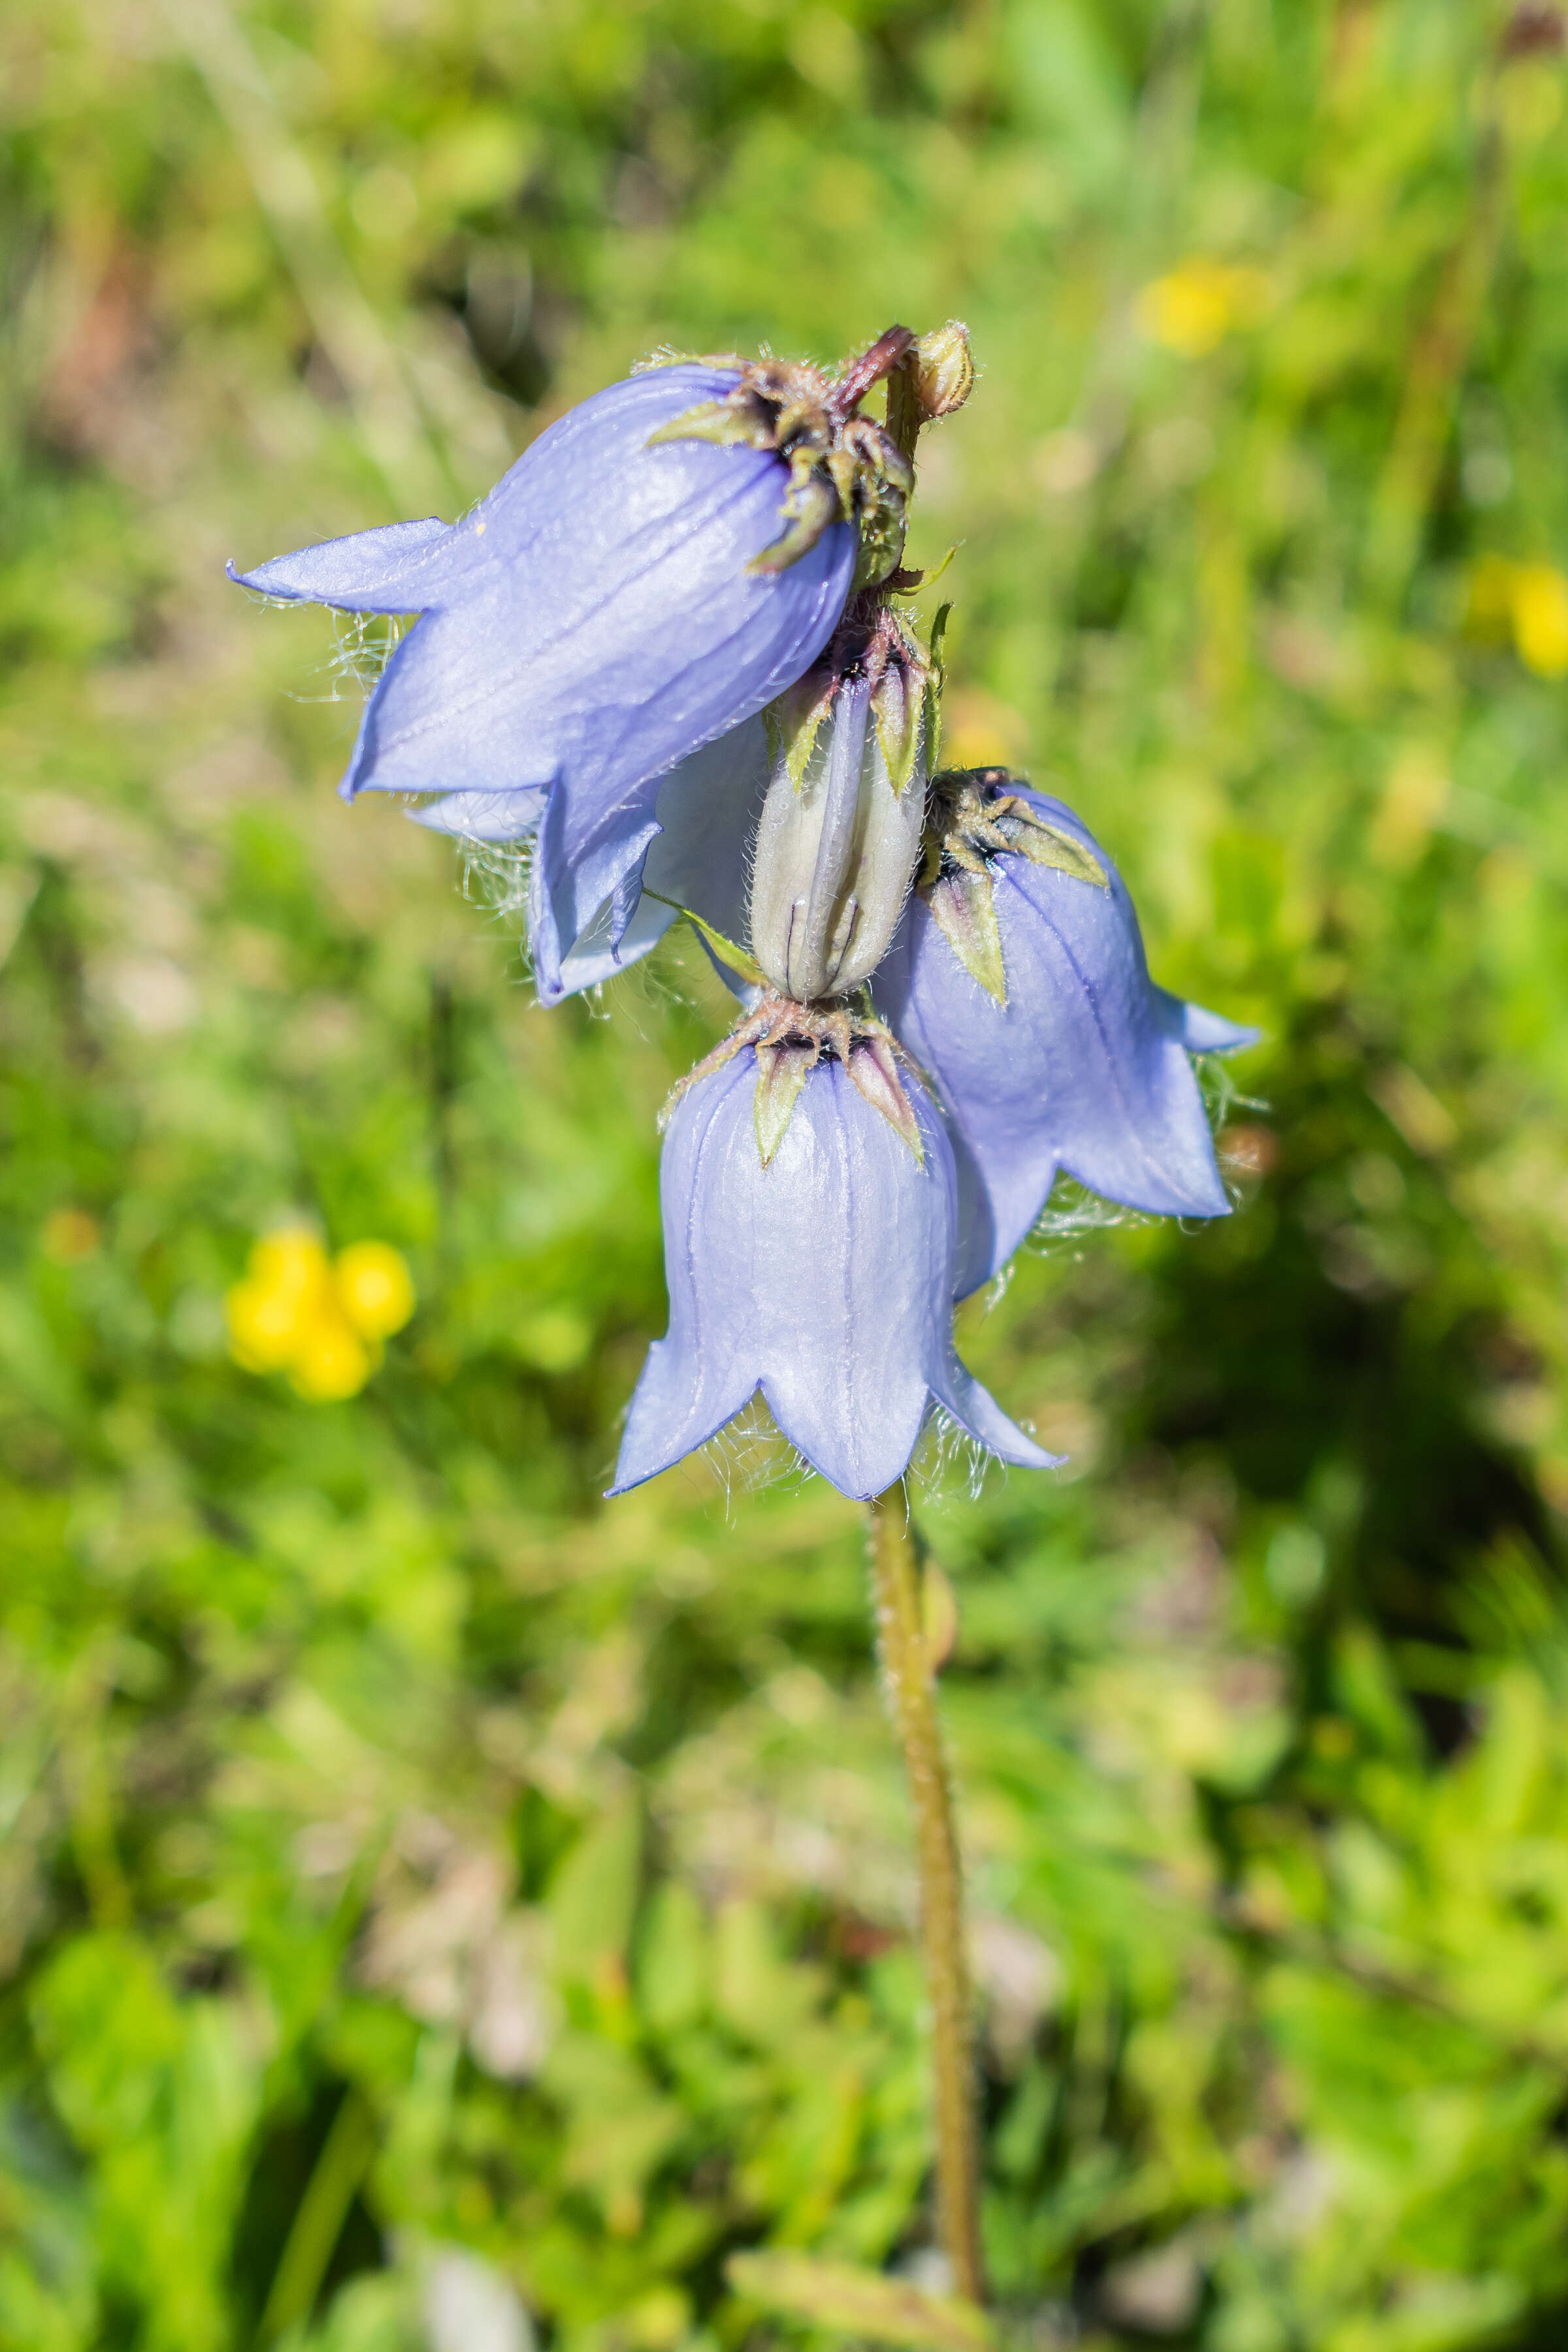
[230,334,923,1002]
[610,996,1056,1501]
[874,771,1257,1297]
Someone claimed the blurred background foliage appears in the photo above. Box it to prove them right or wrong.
[5,1,1568,2346]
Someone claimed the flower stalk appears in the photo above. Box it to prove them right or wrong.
[868,1486,986,2306]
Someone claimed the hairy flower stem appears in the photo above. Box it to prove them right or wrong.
[868,1485,986,2305]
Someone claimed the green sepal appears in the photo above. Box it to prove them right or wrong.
[749,463,841,576]
[753,1039,817,1164]
[643,892,767,987]
[632,347,747,374]
[888,544,958,599]
[927,862,1007,1003]
[726,2253,992,2352]
[871,657,924,798]
[847,1032,924,1164]
[770,670,837,789]
[844,420,915,591]
[851,483,910,592]
[925,600,953,771]
[645,400,774,453]
[1007,808,1108,888]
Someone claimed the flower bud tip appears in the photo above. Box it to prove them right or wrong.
[910,322,975,422]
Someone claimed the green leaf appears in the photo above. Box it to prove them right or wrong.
[635,1882,710,2034]
[258,2090,377,2344]
[726,2253,994,2352]
[547,1801,643,1984]
[644,892,766,987]
[889,545,957,600]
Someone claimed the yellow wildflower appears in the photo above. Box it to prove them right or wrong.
[226,1226,415,1399]
[1135,258,1269,358]
[335,1241,416,1339]
[1509,562,1568,679]
[226,1230,331,1373]
[290,1315,375,1403]
[1465,556,1568,678]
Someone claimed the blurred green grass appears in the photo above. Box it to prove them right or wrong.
[5,3,1568,2347]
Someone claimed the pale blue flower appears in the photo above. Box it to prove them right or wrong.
[874,777,1256,1296]
[610,1041,1057,1501]
[231,365,856,1001]
[535,717,769,995]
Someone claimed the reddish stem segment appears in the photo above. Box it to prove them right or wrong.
[828,323,918,424]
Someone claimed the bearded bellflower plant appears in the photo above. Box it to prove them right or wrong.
[235,320,1254,2319]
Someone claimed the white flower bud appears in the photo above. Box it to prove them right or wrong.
[909,321,974,421]
[749,672,928,1002]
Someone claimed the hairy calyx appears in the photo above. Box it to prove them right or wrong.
[648,326,921,586]
[668,992,924,1168]
[917,766,1109,1004]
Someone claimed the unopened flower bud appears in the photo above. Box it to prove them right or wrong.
[910,321,975,422]
[749,670,928,1002]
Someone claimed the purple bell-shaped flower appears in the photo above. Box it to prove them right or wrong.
[610,1004,1056,1501]
[538,717,770,995]
[874,772,1258,1297]
[232,339,923,1003]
